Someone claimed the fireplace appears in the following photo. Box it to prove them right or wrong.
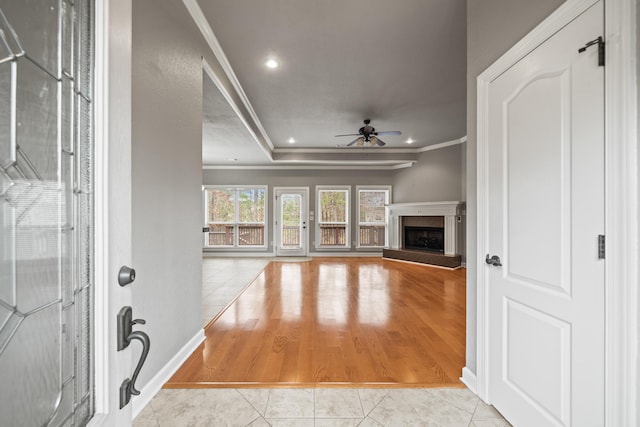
[404,226,445,253]
[385,201,462,256]
[384,201,463,268]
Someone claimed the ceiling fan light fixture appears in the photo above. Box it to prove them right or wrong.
[357,137,365,146]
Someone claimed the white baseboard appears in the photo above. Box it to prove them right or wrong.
[460,367,477,394]
[310,252,382,257]
[203,251,275,258]
[461,262,467,268]
[132,329,205,419]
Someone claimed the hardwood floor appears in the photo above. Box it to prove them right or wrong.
[166,257,466,388]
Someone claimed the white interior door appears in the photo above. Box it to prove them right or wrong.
[485,2,604,426]
[275,188,308,257]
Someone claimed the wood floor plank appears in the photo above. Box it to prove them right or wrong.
[165,257,466,388]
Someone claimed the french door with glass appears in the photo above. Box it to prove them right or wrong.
[274,188,308,257]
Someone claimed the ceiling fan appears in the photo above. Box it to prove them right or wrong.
[335,119,401,147]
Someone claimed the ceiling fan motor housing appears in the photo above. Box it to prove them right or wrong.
[360,119,375,141]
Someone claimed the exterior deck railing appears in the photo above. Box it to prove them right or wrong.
[207,224,385,247]
[359,225,385,247]
[208,224,264,246]
[281,225,300,247]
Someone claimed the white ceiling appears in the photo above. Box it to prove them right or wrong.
[198,0,467,168]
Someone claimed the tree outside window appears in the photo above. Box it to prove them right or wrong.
[204,187,266,247]
[357,187,390,247]
[317,187,349,248]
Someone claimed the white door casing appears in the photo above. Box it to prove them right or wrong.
[90,0,133,425]
[274,188,309,257]
[482,2,604,426]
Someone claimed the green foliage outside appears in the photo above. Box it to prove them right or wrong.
[320,190,346,223]
[281,194,301,227]
[208,188,265,223]
[238,189,265,223]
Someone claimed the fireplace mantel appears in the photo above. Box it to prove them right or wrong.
[386,201,462,256]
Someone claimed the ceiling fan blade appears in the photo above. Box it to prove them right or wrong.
[346,137,361,147]
[335,133,360,137]
[374,137,386,147]
[375,131,402,136]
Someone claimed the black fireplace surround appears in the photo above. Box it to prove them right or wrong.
[404,226,445,253]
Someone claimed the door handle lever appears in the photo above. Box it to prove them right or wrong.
[123,330,150,395]
[117,306,151,408]
[485,254,502,267]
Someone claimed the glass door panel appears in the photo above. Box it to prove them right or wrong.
[281,194,302,249]
[275,188,308,256]
[0,1,95,425]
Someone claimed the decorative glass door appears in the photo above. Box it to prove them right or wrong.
[275,188,308,256]
[0,1,95,425]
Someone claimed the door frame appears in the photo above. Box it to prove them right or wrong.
[474,0,637,425]
[90,0,133,425]
[274,187,310,257]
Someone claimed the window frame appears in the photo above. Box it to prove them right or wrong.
[356,186,391,249]
[203,185,268,249]
[315,185,351,249]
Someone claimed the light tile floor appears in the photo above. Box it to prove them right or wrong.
[201,257,311,326]
[135,257,511,427]
[201,257,271,327]
[134,387,510,427]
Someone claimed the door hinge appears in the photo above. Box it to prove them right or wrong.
[578,36,604,66]
[598,234,605,259]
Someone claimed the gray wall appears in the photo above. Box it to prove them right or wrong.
[131,0,207,387]
[203,144,464,254]
[392,144,464,203]
[465,0,566,374]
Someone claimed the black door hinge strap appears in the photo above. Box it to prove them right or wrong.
[578,36,604,66]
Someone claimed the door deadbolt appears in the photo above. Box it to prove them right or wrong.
[118,266,136,286]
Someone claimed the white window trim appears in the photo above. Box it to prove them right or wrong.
[356,185,391,249]
[316,185,351,249]
[203,185,268,249]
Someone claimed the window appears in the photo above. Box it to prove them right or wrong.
[316,186,350,248]
[204,186,266,248]
[356,186,391,248]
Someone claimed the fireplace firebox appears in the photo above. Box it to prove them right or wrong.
[404,226,445,253]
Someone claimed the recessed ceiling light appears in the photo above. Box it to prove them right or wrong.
[265,58,279,69]
[406,138,415,144]
[288,138,295,144]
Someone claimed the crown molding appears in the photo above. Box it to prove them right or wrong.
[202,162,416,171]
[183,0,275,153]
[202,60,273,161]
[416,136,467,153]
[273,136,467,154]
